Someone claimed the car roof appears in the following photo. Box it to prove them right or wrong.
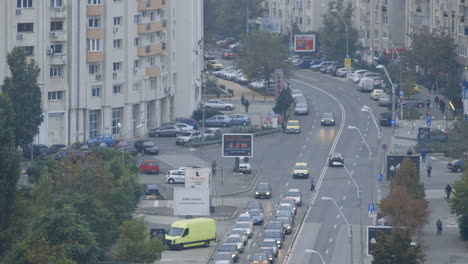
[288,188,301,192]
[295,162,308,166]
[331,153,343,156]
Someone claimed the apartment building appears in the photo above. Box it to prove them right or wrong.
[0,0,203,146]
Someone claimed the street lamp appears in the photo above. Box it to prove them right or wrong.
[382,37,402,86]
[305,249,325,264]
[376,64,396,135]
[332,9,349,58]
[321,196,353,264]
[347,125,372,160]
[342,164,362,198]
[361,106,382,139]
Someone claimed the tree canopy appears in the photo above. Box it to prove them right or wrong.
[273,88,294,116]
[372,229,425,264]
[391,158,425,199]
[450,169,468,240]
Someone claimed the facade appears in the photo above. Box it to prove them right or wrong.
[0,0,203,146]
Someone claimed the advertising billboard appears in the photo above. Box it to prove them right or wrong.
[259,17,281,34]
[462,71,468,120]
[222,134,253,157]
[185,168,211,189]
[386,155,420,180]
[294,34,316,52]
[174,188,210,216]
[274,69,284,97]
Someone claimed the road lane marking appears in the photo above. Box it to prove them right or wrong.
[299,153,303,158]
[286,182,289,187]
[334,224,337,229]
[309,131,313,135]
[337,214,340,219]
[303,145,306,149]
[326,249,329,255]
[348,180,351,185]
[329,237,333,243]
[355,154,359,159]
[306,138,310,141]
[353,162,356,167]
[339,205,343,210]
[359,146,362,151]
[350,170,353,175]
[343,195,346,201]
[365,127,369,132]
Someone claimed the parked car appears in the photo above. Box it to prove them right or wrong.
[222,50,236,59]
[87,134,116,147]
[176,130,202,145]
[174,123,194,132]
[204,128,221,137]
[378,94,392,106]
[370,89,386,100]
[298,58,313,69]
[255,182,272,199]
[201,99,235,111]
[328,153,345,166]
[448,160,464,172]
[320,112,336,126]
[308,59,324,68]
[357,78,375,92]
[238,156,251,174]
[207,60,223,71]
[329,64,344,76]
[23,144,49,159]
[379,112,393,127]
[311,61,333,71]
[165,170,186,184]
[204,52,215,60]
[149,125,183,137]
[294,96,308,105]
[47,144,67,155]
[175,118,199,130]
[139,160,160,174]
[336,67,354,77]
[203,115,232,127]
[115,143,138,157]
[349,69,368,82]
[229,114,251,126]
[143,183,160,196]
[134,140,159,155]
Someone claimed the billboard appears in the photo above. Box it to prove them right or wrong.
[386,155,420,180]
[174,187,210,216]
[274,69,284,97]
[222,134,253,157]
[462,71,468,120]
[294,34,316,52]
[259,17,281,34]
[367,226,394,256]
[185,168,211,189]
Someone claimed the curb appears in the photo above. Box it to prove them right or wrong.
[214,169,262,197]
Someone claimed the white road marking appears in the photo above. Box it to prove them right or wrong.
[299,153,303,158]
[303,145,306,149]
[350,170,353,175]
[365,127,369,132]
[312,125,315,128]
[326,249,329,255]
[309,131,313,135]
[430,156,436,160]
[329,237,333,243]
[286,182,289,187]
[334,224,337,229]
[353,162,356,167]
[306,138,310,142]
[339,205,343,210]
[364,133,367,137]
[337,214,340,219]
[355,154,359,159]
[343,195,346,201]
[348,180,351,185]
[359,146,362,151]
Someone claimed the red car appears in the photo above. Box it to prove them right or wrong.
[139,160,160,174]
[222,51,236,59]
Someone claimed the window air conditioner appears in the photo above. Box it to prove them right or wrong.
[113,27,118,34]
[50,31,58,38]
[96,74,102,80]
[47,49,54,55]
[113,72,117,79]
[17,33,24,39]
[16,9,22,15]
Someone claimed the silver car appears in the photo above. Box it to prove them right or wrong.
[260,239,279,257]
[285,188,302,206]
[201,99,235,111]
[294,103,309,115]
[233,221,253,238]
[229,228,248,245]
[176,130,202,145]
[149,125,183,137]
[225,234,244,253]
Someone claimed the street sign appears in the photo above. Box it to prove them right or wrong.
[174,187,210,216]
[399,91,404,97]
[344,58,352,69]
[368,203,375,212]
[377,173,383,182]
[426,115,432,127]
[222,134,253,157]
[185,168,211,189]
[274,69,284,97]
[390,120,395,126]
[417,127,430,143]
[381,144,388,150]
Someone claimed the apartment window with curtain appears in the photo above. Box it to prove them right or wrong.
[88,17,101,28]
[111,108,122,134]
[51,21,63,31]
[48,91,63,101]
[17,0,33,8]
[113,16,122,26]
[113,84,122,94]
[87,39,101,52]
[17,23,34,32]
[50,66,63,77]
[91,86,101,97]
[89,64,101,74]
[51,44,63,53]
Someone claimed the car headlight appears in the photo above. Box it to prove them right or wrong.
[331,119,334,122]
[231,253,236,258]
[256,192,259,195]
[287,226,291,229]
[269,256,273,260]
[266,192,270,195]
[321,120,324,122]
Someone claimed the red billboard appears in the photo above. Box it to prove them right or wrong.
[294,34,316,52]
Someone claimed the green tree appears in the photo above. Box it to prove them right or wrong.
[237,30,292,86]
[319,2,360,61]
[391,158,425,199]
[450,169,468,240]
[1,47,43,148]
[24,235,77,264]
[114,218,164,263]
[272,88,294,116]
[372,229,425,264]
[0,93,21,246]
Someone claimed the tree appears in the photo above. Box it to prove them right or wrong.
[114,218,164,263]
[237,30,292,85]
[391,158,425,199]
[0,93,21,241]
[380,186,429,232]
[372,228,425,264]
[1,47,43,148]
[319,2,360,61]
[272,88,294,116]
[23,235,77,264]
[450,170,468,240]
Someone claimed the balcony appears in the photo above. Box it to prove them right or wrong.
[87,52,104,63]
[50,8,67,18]
[145,67,161,78]
[87,29,104,39]
[50,54,68,65]
[137,44,164,57]
[87,5,104,16]
[137,21,165,34]
[50,31,67,42]
[137,0,166,11]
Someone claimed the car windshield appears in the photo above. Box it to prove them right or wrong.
[246,203,261,210]
[265,231,282,238]
[143,141,155,147]
[286,191,300,196]
[287,121,299,126]
[231,229,245,236]
[277,210,291,217]
[211,60,220,64]
[295,165,307,170]
[380,95,390,99]
[267,222,283,229]
[248,210,261,216]
[219,244,236,251]
[296,104,307,108]
[277,217,290,224]
[237,215,251,222]
[226,236,240,243]
[257,184,270,190]
[234,222,250,229]
[168,227,184,236]
[182,132,192,136]
[261,241,277,248]
[278,205,291,210]
[213,253,231,260]
[253,254,268,261]
[323,113,333,118]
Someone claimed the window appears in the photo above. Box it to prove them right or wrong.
[22,46,34,56]
[134,15,141,24]
[17,23,34,32]
[88,0,101,5]
[113,16,122,26]
[113,0,121,2]
[48,91,63,101]
[113,39,123,49]
[150,78,157,89]
[88,17,101,28]
[17,0,32,8]
[50,66,63,77]
[50,21,63,31]
[145,0,151,8]
[89,64,101,74]
[133,82,142,92]
[91,86,100,97]
[113,62,122,71]
[148,33,155,44]
[134,60,141,69]
[50,0,63,8]
[87,39,101,51]
[148,57,155,66]
[111,108,122,134]
[89,110,99,138]
[150,11,156,21]
[113,84,122,94]
[134,37,141,46]
[51,44,63,53]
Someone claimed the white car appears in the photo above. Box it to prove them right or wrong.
[201,99,235,111]
[165,170,185,184]
[174,123,194,132]
[229,228,248,245]
[291,89,304,98]
[176,130,202,145]
[336,67,354,77]
[204,128,221,137]
[237,213,253,225]
[225,234,244,253]
[370,89,386,100]
[351,70,369,83]
[285,188,303,206]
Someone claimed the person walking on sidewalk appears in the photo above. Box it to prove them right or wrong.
[426,99,431,109]
[211,160,217,176]
[310,177,315,191]
[244,99,250,113]
[445,184,452,200]
[427,163,433,177]
[434,96,439,105]
[240,94,245,106]
[407,148,413,155]
[421,149,427,163]
[436,218,443,236]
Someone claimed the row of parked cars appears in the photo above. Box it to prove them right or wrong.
[211,187,303,264]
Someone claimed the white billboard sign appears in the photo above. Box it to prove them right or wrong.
[185,168,211,189]
[174,187,210,216]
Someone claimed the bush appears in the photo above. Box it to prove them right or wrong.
[459,214,468,241]
[400,108,421,120]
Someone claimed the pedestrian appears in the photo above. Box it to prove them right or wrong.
[211,160,217,176]
[244,99,250,113]
[428,82,433,93]
[436,218,443,236]
[426,163,432,177]
[310,177,315,191]
[445,184,452,200]
[240,94,245,106]
[434,81,438,93]
[434,96,439,105]
[281,121,286,133]
[426,99,431,109]
[441,100,446,114]
[407,148,413,156]
[421,149,427,163]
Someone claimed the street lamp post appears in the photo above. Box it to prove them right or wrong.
[332,9,349,58]
[376,65,396,135]
[305,249,326,264]
[347,125,373,160]
[383,37,402,86]
[361,106,382,139]
[321,196,353,264]
[342,164,361,198]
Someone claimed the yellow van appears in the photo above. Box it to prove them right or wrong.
[165,218,216,250]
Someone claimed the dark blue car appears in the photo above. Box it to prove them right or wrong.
[175,118,199,130]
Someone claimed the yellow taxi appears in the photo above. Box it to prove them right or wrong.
[285,120,301,134]
[292,162,310,178]
[207,60,223,71]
